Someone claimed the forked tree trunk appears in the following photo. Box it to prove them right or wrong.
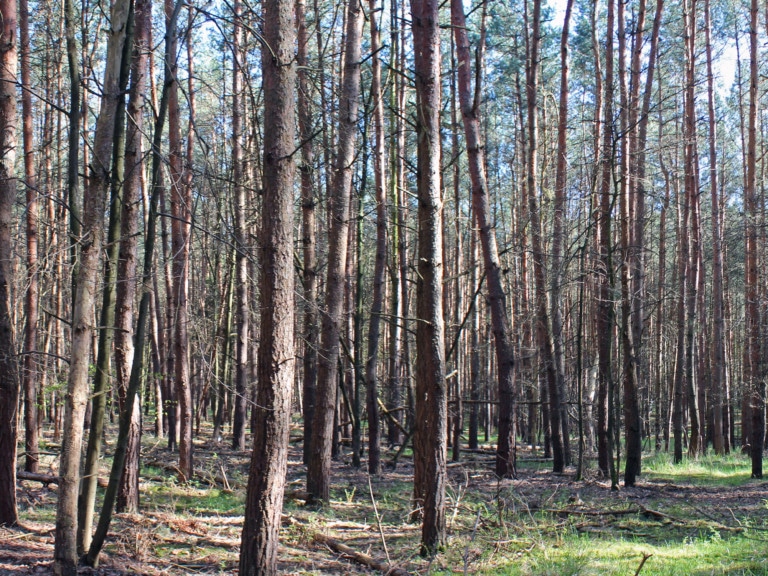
[550,0,574,475]
[410,0,447,554]
[53,0,132,571]
[238,0,296,569]
[83,12,181,568]
[307,0,364,502]
[115,0,152,512]
[0,0,19,528]
[451,0,515,478]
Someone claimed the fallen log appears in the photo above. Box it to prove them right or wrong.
[313,532,411,576]
[18,471,108,488]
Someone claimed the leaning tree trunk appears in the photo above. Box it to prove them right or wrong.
[53,0,132,571]
[238,0,296,570]
[306,0,364,502]
[451,0,516,478]
[410,0,447,555]
[0,0,19,527]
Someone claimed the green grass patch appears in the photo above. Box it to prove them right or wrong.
[643,452,753,486]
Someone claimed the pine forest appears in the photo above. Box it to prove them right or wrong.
[1,0,768,573]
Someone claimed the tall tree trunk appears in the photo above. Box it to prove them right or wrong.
[683,0,701,458]
[232,0,249,451]
[53,0,132,571]
[746,0,763,478]
[704,0,724,454]
[410,0,447,554]
[307,0,364,502]
[525,0,565,472]
[297,0,318,466]
[0,0,19,527]
[364,0,387,477]
[115,0,152,512]
[597,0,616,482]
[549,0,575,474]
[167,0,193,481]
[238,0,296,569]
[451,0,516,478]
[550,0,575,473]
[617,0,643,486]
[20,0,39,475]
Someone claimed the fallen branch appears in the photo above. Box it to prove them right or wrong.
[634,552,653,575]
[313,532,411,576]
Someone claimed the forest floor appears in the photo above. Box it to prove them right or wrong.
[2,426,767,575]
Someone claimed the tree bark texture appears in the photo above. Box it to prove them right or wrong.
[410,0,447,554]
[238,0,296,570]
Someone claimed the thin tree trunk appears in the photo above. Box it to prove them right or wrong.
[746,0,763,478]
[597,0,616,482]
[525,0,565,473]
[307,0,364,502]
[167,0,193,481]
[232,0,249,451]
[364,0,387,477]
[297,0,318,466]
[238,0,296,568]
[20,0,39,475]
